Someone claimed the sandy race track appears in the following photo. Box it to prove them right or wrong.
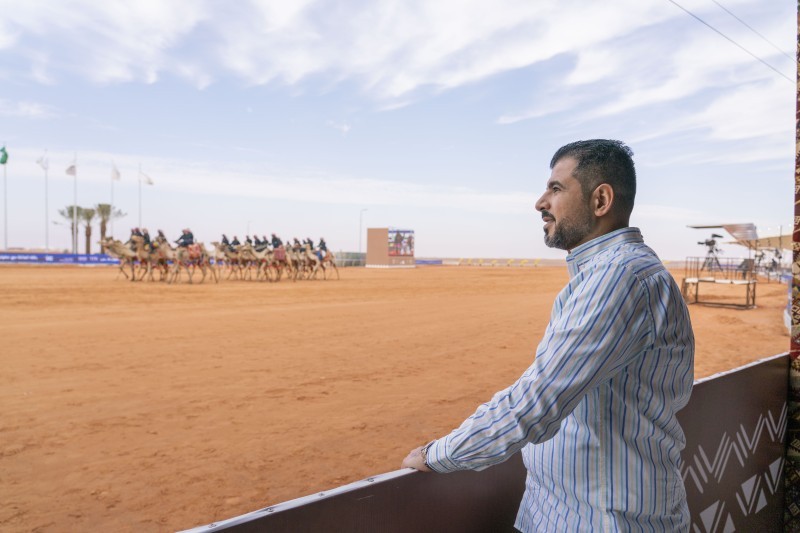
[0,265,790,532]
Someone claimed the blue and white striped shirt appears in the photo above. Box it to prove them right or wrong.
[426,227,694,532]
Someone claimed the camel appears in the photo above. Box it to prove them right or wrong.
[101,237,148,281]
[284,245,305,281]
[269,245,292,282]
[211,242,246,281]
[301,244,322,280]
[127,236,157,281]
[170,243,217,284]
[238,243,272,281]
[100,237,138,280]
[146,238,176,282]
[235,244,262,281]
[238,243,294,282]
[208,242,228,281]
[320,250,340,280]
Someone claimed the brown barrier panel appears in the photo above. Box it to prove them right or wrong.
[677,353,787,532]
[183,354,787,533]
[184,459,526,533]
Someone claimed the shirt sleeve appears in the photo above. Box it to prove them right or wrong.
[425,263,654,473]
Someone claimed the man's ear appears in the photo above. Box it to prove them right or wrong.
[592,184,614,217]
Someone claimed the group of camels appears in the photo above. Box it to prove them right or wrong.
[101,236,340,283]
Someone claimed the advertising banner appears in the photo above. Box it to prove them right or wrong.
[0,252,119,265]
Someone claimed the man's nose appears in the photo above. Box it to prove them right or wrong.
[535,193,547,212]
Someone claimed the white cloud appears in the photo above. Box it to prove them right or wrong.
[504,2,792,122]
[9,146,535,215]
[327,120,351,135]
[1,0,773,102]
[684,79,793,142]
[0,99,55,118]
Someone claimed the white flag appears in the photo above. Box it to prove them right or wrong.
[111,163,121,181]
[36,153,49,171]
[140,171,154,185]
[66,164,76,176]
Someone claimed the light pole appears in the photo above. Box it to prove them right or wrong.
[359,208,368,261]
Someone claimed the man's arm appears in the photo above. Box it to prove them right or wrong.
[409,264,653,473]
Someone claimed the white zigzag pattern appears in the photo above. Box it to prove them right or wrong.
[681,403,786,494]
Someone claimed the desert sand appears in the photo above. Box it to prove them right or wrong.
[0,265,789,532]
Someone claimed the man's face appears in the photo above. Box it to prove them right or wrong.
[535,157,595,251]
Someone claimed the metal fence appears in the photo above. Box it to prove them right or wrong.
[684,255,755,281]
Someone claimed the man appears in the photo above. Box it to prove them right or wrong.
[254,235,268,252]
[245,235,253,245]
[271,233,283,249]
[127,227,142,251]
[402,140,694,531]
[141,228,152,251]
[318,238,328,254]
[175,228,194,248]
[230,235,241,248]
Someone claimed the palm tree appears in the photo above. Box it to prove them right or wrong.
[95,203,126,251]
[58,205,83,253]
[80,208,96,254]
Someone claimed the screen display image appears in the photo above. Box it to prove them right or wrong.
[388,229,414,257]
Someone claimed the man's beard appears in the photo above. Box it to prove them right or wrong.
[543,208,593,250]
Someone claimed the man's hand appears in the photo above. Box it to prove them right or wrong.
[401,446,432,472]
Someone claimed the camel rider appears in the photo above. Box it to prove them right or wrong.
[156,229,167,242]
[271,234,283,249]
[231,235,241,248]
[142,228,152,251]
[262,236,270,248]
[253,235,262,246]
[127,227,142,250]
[220,234,232,253]
[175,229,194,248]
[319,238,328,254]
[308,238,323,262]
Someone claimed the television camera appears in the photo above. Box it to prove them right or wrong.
[698,233,723,271]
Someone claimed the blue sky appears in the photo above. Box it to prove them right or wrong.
[0,0,795,259]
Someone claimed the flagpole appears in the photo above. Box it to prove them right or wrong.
[44,164,49,250]
[3,163,7,251]
[73,153,77,254]
[111,170,115,240]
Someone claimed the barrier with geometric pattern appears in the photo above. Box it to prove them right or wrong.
[181,353,788,533]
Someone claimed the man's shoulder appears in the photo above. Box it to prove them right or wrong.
[589,241,666,281]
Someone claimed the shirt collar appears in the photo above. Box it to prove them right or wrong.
[566,227,643,277]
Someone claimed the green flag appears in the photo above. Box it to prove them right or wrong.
[0,146,7,165]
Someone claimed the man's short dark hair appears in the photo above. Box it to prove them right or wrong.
[550,139,636,217]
